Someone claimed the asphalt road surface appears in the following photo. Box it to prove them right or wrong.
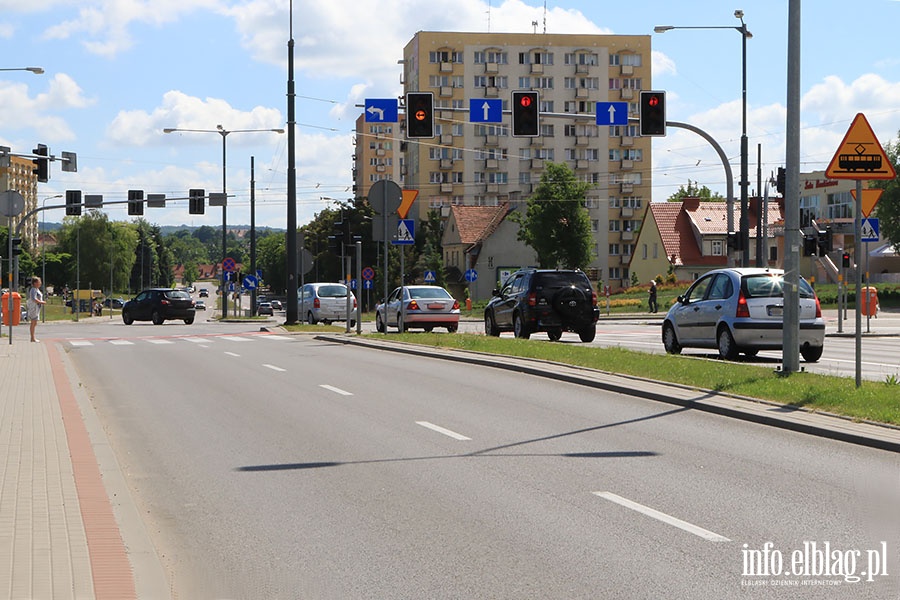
[60,321,899,599]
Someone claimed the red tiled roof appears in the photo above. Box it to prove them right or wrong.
[451,204,510,245]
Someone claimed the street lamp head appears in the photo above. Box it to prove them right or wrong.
[654,26,674,33]
[734,9,744,19]
[162,128,176,133]
[217,124,225,132]
[26,67,44,74]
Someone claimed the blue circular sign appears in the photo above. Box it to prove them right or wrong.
[465,269,478,282]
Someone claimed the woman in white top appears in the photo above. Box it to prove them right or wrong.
[27,276,46,342]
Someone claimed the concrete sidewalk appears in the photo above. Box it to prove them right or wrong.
[0,335,165,600]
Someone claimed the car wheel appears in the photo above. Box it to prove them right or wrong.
[547,328,563,341]
[743,349,759,358]
[717,326,739,360]
[578,326,596,343]
[484,311,500,337]
[375,312,386,333]
[151,310,164,325]
[122,311,133,325]
[423,326,433,333]
[350,320,356,328]
[513,312,530,339]
[306,311,317,325]
[662,323,681,354]
[398,312,407,332]
[184,318,194,325]
[801,345,824,363]
[447,324,458,333]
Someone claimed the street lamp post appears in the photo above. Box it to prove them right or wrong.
[0,67,44,75]
[655,10,753,267]
[163,126,284,319]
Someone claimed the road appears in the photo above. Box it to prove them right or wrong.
[55,318,899,599]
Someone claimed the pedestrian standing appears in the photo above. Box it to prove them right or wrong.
[648,280,658,314]
[27,276,46,342]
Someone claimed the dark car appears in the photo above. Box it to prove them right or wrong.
[103,297,125,309]
[257,302,274,316]
[122,288,196,325]
[484,269,599,342]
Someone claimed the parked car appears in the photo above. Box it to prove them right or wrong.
[661,267,825,362]
[103,297,125,309]
[298,282,357,326]
[375,285,460,333]
[484,269,599,342]
[257,302,274,316]
[198,288,209,298]
[122,288,196,325]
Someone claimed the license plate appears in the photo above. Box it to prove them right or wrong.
[767,305,783,317]
[427,302,445,310]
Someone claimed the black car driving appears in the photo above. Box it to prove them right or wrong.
[122,288,196,325]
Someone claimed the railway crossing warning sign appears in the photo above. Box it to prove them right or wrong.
[825,113,896,180]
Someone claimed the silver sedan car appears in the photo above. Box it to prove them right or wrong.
[662,268,825,362]
[375,285,460,333]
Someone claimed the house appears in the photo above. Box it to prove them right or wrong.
[441,204,537,301]
[631,197,784,284]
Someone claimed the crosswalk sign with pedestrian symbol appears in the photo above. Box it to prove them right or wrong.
[861,218,879,242]
[393,219,415,245]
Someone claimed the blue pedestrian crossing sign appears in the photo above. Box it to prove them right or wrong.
[424,270,436,283]
[861,218,879,242]
[392,219,415,245]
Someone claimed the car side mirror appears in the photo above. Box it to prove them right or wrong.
[676,295,686,304]
[492,288,500,297]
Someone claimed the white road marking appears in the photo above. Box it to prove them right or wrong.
[224,352,241,358]
[69,340,93,347]
[592,492,730,542]
[181,337,210,344]
[261,335,292,341]
[319,384,353,396]
[220,336,253,342]
[415,421,471,441]
[146,339,174,344]
[109,339,134,345]
[263,364,286,372]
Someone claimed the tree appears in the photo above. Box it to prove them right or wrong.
[511,162,592,269]
[415,209,445,287]
[667,180,724,202]
[55,211,137,293]
[257,234,286,295]
[872,132,900,252]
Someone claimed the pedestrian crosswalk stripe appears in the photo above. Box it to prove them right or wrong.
[146,339,175,344]
[109,339,134,345]
[70,340,93,346]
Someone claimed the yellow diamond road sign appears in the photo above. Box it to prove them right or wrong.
[825,113,896,180]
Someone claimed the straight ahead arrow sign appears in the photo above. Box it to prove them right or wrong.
[596,101,629,126]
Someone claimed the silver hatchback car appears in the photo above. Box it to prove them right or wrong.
[662,268,825,362]
[298,282,357,326]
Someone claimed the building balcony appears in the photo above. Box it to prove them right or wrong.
[440,159,453,170]
[620,183,634,194]
[440,62,454,73]
[440,110,453,121]
[485,158,499,170]
[530,158,544,170]
[575,87,590,98]
[620,65,634,76]
[531,63,543,74]
[576,136,590,146]
[439,86,453,97]
[440,134,453,145]
[621,230,635,241]
[620,159,634,170]
[484,134,499,146]
[440,183,454,193]
[620,88,634,100]
[620,136,634,147]
[485,62,499,73]
[620,206,634,218]
[575,63,589,74]
[376,148,386,156]
[486,183,500,194]
[575,159,590,170]
[485,86,499,97]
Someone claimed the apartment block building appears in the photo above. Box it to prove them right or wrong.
[353,114,406,199]
[1,154,40,251]
[397,30,652,288]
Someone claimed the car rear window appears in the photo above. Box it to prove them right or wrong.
[533,272,589,290]
[743,274,816,299]
[317,285,348,298]
[409,287,452,299]
[163,290,192,300]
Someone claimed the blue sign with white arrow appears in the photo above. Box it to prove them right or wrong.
[596,102,629,126]
[465,269,478,283]
[242,274,258,290]
[469,98,503,123]
[365,98,399,123]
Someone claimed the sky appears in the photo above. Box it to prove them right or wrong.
[3,0,900,230]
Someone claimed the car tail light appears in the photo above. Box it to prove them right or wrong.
[161,299,170,306]
[408,300,420,311]
[735,291,750,318]
[814,295,822,318]
[452,299,460,310]
[527,292,537,307]
[591,290,598,306]
[353,297,357,309]
[314,298,320,308]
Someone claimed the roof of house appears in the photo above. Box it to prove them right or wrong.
[450,203,510,247]
[649,197,783,267]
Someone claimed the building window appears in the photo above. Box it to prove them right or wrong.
[711,240,724,256]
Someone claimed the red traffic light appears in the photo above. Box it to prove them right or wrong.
[519,95,533,108]
[647,95,659,107]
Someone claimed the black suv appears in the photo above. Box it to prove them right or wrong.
[122,288,196,325]
[484,269,599,342]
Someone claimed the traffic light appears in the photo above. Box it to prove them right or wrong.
[11,237,22,256]
[32,143,49,182]
[639,90,666,137]
[405,92,434,139]
[803,235,817,257]
[776,167,786,194]
[511,90,540,137]
[817,228,832,256]
[65,190,82,216]
[727,231,742,251]
[189,188,205,215]
[127,190,144,216]
[842,251,851,269]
